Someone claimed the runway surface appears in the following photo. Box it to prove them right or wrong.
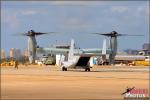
[1,65,149,99]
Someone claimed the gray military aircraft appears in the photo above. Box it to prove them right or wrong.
[18,30,142,70]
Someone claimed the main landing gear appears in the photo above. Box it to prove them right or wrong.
[85,67,90,71]
[62,67,67,71]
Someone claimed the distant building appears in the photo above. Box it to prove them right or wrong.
[124,49,139,55]
[15,48,22,60]
[142,43,150,50]
[9,48,22,60]
[9,48,15,58]
[0,49,5,59]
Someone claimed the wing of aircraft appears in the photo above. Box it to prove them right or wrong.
[37,47,69,55]
[37,48,111,55]
[37,38,111,56]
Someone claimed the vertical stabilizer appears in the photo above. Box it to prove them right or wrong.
[102,39,107,55]
[68,39,74,60]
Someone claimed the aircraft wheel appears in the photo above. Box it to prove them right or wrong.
[62,67,67,71]
[65,68,67,71]
[85,68,90,72]
[85,68,87,71]
[62,67,65,71]
[87,68,90,71]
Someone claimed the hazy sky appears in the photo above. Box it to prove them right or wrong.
[1,1,149,54]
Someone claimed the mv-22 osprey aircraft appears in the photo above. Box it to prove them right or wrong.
[19,30,140,71]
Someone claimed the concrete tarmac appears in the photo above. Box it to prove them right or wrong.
[1,65,149,100]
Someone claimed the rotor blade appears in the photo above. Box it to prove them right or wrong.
[117,34,144,36]
[91,33,112,36]
[91,33,144,37]
[12,33,28,36]
[35,32,56,35]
